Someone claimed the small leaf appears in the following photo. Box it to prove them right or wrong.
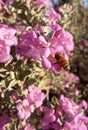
[39,78,48,89]
[8,79,17,89]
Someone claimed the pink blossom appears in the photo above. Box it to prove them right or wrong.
[55,108,64,119]
[63,121,88,130]
[46,7,61,24]
[43,123,61,130]
[36,0,53,7]
[28,86,45,108]
[41,27,74,73]
[79,100,88,109]
[24,0,31,6]
[64,72,79,84]
[60,95,80,116]
[40,106,56,125]
[59,95,88,129]
[0,112,12,129]
[0,0,5,7]
[5,0,14,5]
[11,92,19,101]
[0,24,18,46]
[18,30,49,60]
[80,39,88,46]
[0,40,11,62]
[54,29,74,55]
[42,57,51,69]
[16,99,34,120]
[63,72,79,88]
[24,123,35,130]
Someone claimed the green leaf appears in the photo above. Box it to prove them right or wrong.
[38,78,48,89]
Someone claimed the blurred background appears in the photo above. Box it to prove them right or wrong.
[52,0,88,101]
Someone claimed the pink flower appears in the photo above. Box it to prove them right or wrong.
[46,7,61,24]
[24,123,35,130]
[16,86,45,121]
[55,108,64,119]
[5,0,14,5]
[64,72,79,84]
[43,123,61,130]
[0,0,5,7]
[59,95,88,129]
[11,92,19,101]
[0,112,12,129]
[60,95,79,116]
[28,86,45,108]
[42,57,51,69]
[24,0,31,6]
[41,27,74,73]
[54,29,74,56]
[36,0,53,7]
[40,106,56,125]
[18,26,74,73]
[16,99,34,120]
[63,72,79,88]
[0,40,11,62]
[63,121,88,130]
[18,30,49,60]
[0,24,18,46]
[79,100,88,109]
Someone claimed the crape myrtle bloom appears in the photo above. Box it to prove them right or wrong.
[0,112,12,129]
[0,24,18,46]
[0,40,11,62]
[24,123,35,130]
[27,86,45,108]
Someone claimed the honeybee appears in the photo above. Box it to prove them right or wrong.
[55,53,70,71]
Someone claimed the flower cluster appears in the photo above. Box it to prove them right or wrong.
[16,86,45,120]
[39,95,88,130]
[56,95,88,130]
[0,0,87,130]
[18,26,74,73]
[63,72,79,88]
[40,106,60,130]
[15,86,88,130]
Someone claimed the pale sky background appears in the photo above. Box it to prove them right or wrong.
[83,0,88,7]
[53,0,88,7]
